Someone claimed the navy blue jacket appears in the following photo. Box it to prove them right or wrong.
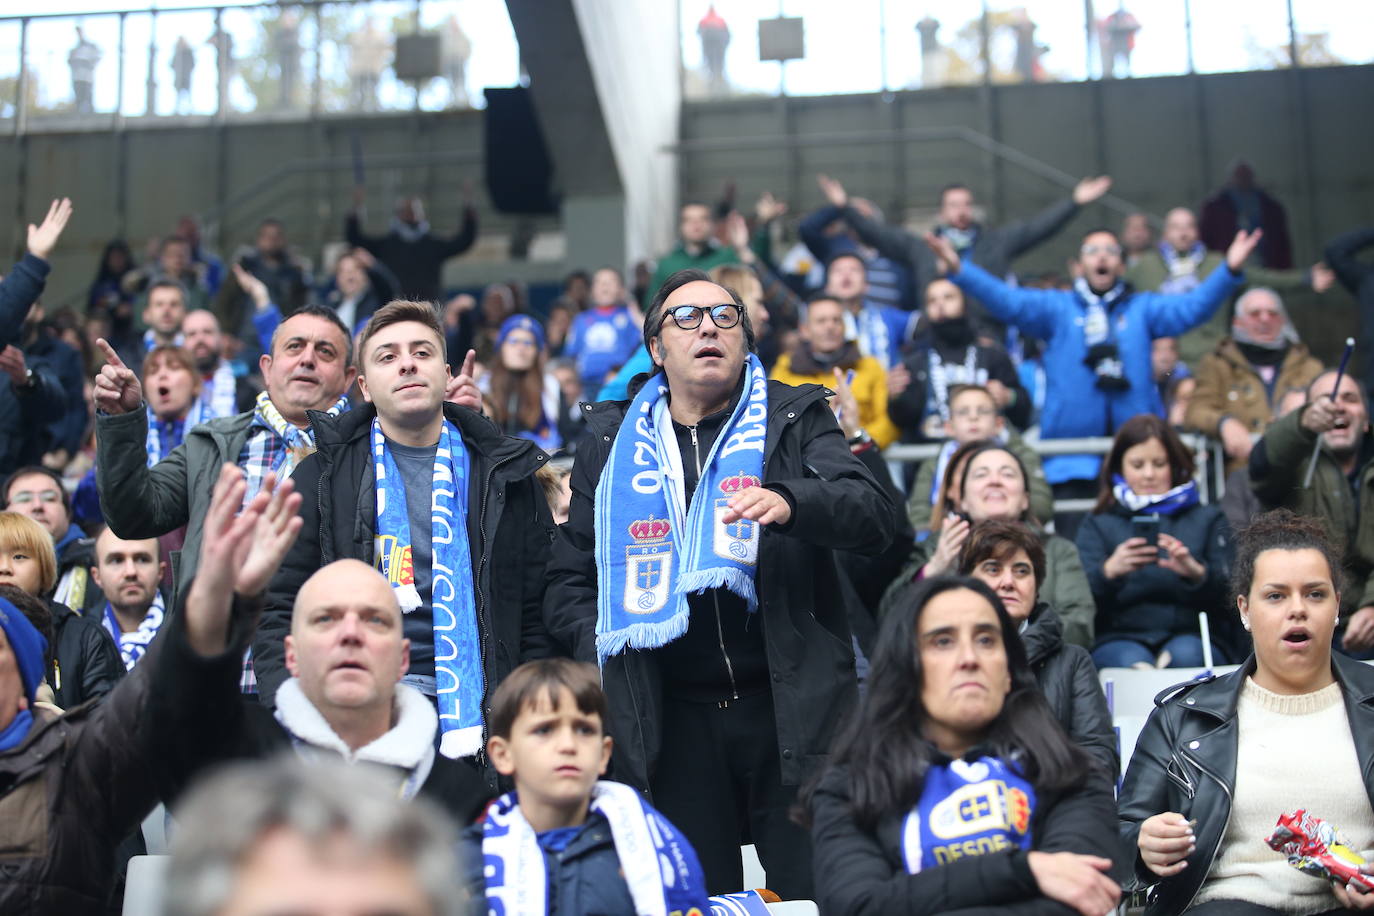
[463,812,638,916]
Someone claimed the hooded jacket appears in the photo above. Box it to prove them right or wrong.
[252,402,556,718]
[544,379,895,790]
[1020,602,1118,780]
[1117,653,1374,915]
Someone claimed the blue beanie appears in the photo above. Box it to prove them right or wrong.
[0,597,47,704]
[497,314,547,352]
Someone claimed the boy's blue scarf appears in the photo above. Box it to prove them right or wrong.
[899,754,1037,873]
[593,355,769,665]
[1112,474,1200,516]
[372,418,484,759]
[481,780,709,916]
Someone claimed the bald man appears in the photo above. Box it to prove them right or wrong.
[147,472,489,823]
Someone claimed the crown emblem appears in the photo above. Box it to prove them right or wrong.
[628,517,671,541]
[719,472,762,494]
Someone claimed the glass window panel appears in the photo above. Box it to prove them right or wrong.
[148,10,219,117]
[1096,2,1190,79]
[0,21,22,121]
[1190,0,1291,73]
[1292,0,1374,67]
[26,16,122,117]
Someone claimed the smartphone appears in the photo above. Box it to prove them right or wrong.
[1131,515,1165,560]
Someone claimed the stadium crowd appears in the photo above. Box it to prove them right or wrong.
[2,173,1374,916]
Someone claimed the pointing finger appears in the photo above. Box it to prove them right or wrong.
[461,349,476,380]
[96,338,127,370]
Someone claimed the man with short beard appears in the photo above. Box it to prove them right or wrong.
[90,529,165,671]
[1250,370,1374,655]
[93,306,357,615]
[114,278,188,374]
[182,308,256,418]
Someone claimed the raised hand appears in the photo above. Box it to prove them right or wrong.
[185,464,261,656]
[725,212,755,263]
[923,232,963,275]
[830,367,861,440]
[93,338,143,415]
[926,515,971,577]
[0,346,28,389]
[445,348,483,412]
[27,198,73,261]
[231,262,272,310]
[1072,175,1113,206]
[1310,262,1336,294]
[755,191,787,223]
[235,472,303,597]
[1225,228,1263,272]
[816,174,848,209]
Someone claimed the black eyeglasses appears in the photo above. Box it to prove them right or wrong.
[661,303,743,331]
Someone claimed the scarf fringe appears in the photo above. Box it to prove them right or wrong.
[678,566,759,611]
[596,613,691,666]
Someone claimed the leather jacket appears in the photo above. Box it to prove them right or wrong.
[1117,653,1374,915]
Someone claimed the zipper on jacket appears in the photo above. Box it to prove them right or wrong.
[690,424,740,704]
[1175,748,1233,913]
[473,450,521,767]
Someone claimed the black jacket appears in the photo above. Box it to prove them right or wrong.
[1076,503,1237,657]
[253,402,556,710]
[1021,602,1118,780]
[809,760,1119,916]
[151,594,490,826]
[1325,226,1374,395]
[889,337,1032,440]
[544,379,896,791]
[1117,653,1374,915]
[47,599,123,711]
[345,209,478,302]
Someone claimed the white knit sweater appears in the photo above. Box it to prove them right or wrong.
[1194,678,1374,914]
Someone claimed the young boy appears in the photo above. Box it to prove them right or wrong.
[907,384,1052,531]
[471,659,711,916]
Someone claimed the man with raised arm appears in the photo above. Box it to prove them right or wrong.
[93,305,357,611]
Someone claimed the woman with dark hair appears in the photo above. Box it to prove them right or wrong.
[1077,413,1235,669]
[480,314,565,452]
[1118,509,1374,915]
[958,519,1117,779]
[881,440,1096,648]
[87,239,135,315]
[808,575,1120,916]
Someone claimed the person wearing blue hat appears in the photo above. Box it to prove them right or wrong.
[0,595,48,751]
[481,314,567,452]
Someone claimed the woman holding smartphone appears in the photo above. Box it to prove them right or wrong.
[1076,414,1235,669]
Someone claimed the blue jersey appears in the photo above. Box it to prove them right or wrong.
[565,305,641,394]
[901,755,1036,873]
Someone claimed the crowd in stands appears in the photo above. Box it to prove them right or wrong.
[2,168,1374,916]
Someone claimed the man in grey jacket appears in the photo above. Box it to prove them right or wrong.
[92,304,357,613]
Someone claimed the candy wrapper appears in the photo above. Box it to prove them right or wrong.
[1265,809,1374,891]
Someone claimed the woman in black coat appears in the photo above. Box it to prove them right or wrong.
[1118,510,1374,915]
[1076,414,1235,668]
[807,576,1120,916]
[957,519,1117,780]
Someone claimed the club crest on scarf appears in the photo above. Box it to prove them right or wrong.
[625,517,673,615]
[713,472,762,564]
[594,354,769,665]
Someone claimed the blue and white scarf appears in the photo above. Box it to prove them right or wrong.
[101,591,166,671]
[593,355,769,664]
[141,329,184,354]
[481,780,709,916]
[1158,241,1207,295]
[144,408,187,467]
[372,418,483,758]
[899,755,1036,873]
[191,359,238,422]
[1112,474,1200,516]
[241,390,350,507]
[844,306,892,371]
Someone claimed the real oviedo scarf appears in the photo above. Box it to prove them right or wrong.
[593,354,769,665]
[900,754,1037,873]
[481,780,709,916]
[372,418,484,759]
[1111,474,1200,516]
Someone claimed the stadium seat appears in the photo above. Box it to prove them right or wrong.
[742,843,767,891]
[768,902,820,915]
[122,855,169,916]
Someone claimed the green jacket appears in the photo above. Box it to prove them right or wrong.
[905,433,1053,531]
[1126,249,1311,366]
[879,526,1096,648]
[1250,407,1374,610]
[96,408,257,606]
[643,241,740,307]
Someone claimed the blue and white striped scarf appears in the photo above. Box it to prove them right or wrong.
[101,591,166,671]
[1111,474,1200,516]
[593,355,768,665]
[144,409,187,467]
[372,418,483,758]
[481,780,709,916]
[191,359,238,422]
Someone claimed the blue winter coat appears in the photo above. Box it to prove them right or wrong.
[950,261,1243,483]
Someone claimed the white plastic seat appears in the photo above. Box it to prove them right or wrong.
[122,854,170,916]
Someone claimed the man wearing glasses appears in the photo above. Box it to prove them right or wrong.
[925,226,1262,532]
[545,268,895,899]
[3,465,102,613]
